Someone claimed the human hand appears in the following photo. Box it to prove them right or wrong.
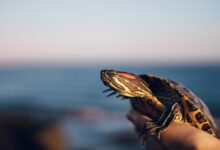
[127,109,220,150]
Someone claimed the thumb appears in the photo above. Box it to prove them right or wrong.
[127,109,152,130]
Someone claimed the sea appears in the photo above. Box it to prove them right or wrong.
[0,64,219,149]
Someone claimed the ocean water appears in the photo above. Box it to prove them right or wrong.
[0,65,220,149]
[0,65,219,115]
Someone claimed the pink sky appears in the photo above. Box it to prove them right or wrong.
[0,0,219,65]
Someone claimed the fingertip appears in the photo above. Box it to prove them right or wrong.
[126,109,140,122]
[127,109,151,125]
[126,109,133,121]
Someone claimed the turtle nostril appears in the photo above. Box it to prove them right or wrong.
[101,70,109,77]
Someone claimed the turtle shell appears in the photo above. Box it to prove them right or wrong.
[139,74,219,137]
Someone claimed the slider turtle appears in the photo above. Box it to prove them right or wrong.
[100,70,218,139]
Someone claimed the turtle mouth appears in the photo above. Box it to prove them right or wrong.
[100,69,120,88]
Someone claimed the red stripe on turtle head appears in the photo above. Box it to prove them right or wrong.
[116,72,137,79]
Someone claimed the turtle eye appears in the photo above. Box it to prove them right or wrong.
[117,72,136,79]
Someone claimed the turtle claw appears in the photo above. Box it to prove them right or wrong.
[107,91,117,97]
[139,121,158,141]
[103,88,118,97]
[139,103,183,141]
[116,95,122,98]
[103,88,127,99]
[122,96,129,100]
[102,88,112,93]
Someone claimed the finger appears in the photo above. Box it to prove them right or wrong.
[127,109,152,129]
[127,110,159,142]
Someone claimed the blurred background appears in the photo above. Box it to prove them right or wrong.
[0,0,219,150]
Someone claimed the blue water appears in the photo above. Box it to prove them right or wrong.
[0,65,220,149]
[0,65,219,115]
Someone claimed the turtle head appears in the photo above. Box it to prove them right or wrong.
[101,70,152,98]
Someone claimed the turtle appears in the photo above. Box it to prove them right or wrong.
[100,69,219,139]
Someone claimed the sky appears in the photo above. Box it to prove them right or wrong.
[0,0,219,65]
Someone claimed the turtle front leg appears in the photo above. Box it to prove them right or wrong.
[139,102,183,140]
